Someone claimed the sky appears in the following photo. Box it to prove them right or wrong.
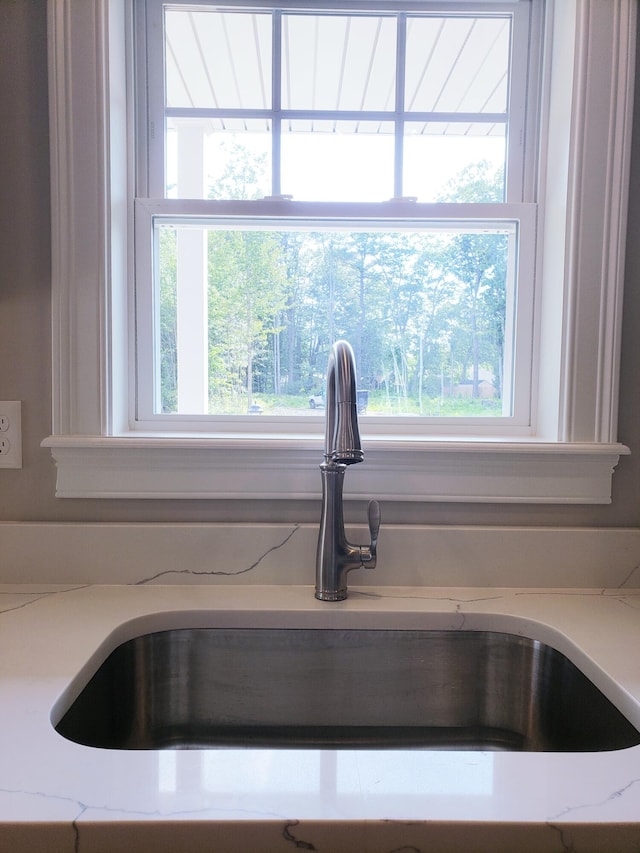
[167,127,505,203]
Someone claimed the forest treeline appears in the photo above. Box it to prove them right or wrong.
[159,158,509,416]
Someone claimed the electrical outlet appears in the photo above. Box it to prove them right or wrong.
[0,402,22,468]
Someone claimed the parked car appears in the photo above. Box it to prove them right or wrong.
[309,394,324,409]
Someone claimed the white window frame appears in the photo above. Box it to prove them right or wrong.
[135,204,536,433]
[138,0,536,433]
[44,0,635,503]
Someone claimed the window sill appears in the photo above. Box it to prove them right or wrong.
[42,435,629,503]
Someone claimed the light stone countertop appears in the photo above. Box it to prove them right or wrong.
[2,582,640,852]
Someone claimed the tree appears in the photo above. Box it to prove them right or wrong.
[208,139,269,202]
[158,226,178,412]
[158,143,510,414]
[206,142,288,409]
[208,230,287,410]
[436,161,507,398]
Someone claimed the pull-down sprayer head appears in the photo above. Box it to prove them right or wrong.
[324,340,364,465]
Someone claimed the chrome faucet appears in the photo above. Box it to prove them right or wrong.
[315,340,380,601]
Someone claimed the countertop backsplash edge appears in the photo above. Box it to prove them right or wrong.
[1,522,639,588]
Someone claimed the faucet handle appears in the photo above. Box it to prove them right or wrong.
[368,499,381,547]
[362,499,380,568]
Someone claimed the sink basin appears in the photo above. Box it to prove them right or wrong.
[54,628,640,752]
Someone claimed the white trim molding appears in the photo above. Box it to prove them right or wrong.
[45,0,636,502]
[42,435,629,503]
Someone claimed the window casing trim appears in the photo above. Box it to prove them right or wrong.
[45,0,636,502]
[42,434,629,503]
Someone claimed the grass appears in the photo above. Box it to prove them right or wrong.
[206,391,503,418]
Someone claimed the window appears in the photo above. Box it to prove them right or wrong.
[136,0,536,430]
[44,0,635,502]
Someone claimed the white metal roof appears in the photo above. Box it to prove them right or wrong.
[164,8,510,136]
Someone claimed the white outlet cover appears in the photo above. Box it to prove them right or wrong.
[0,401,22,468]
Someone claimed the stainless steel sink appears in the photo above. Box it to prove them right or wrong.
[54,628,640,752]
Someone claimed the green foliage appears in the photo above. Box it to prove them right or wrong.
[158,154,509,416]
[208,139,269,201]
[158,227,178,413]
[436,160,505,204]
[208,229,288,410]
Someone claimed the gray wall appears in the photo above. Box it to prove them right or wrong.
[1,0,639,527]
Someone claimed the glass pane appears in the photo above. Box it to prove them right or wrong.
[405,16,511,114]
[155,219,515,418]
[281,121,394,201]
[403,124,506,202]
[282,13,396,111]
[165,9,272,109]
[166,120,271,200]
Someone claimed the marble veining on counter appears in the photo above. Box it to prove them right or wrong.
[1,583,640,852]
[3,522,640,589]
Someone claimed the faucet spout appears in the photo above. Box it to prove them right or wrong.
[315,341,380,601]
[324,340,364,464]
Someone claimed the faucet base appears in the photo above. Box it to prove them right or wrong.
[315,588,348,602]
